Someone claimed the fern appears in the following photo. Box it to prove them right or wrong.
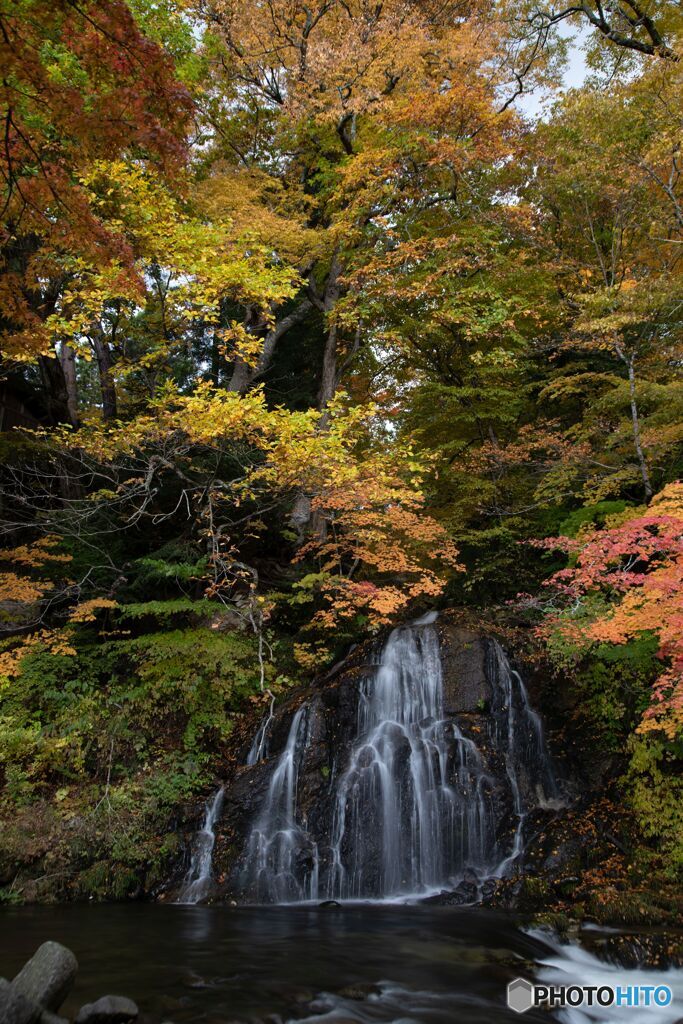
[114,598,227,621]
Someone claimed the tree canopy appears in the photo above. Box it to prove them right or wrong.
[1,0,681,891]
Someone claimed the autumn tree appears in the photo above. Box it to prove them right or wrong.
[189,1,528,395]
[0,0,195,423]
[518,0,680,62]
[536,482,683,868]
[522,69,683,506]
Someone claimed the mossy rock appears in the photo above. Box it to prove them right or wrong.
[520,876,551,901]
[76,860,111,899]
[110,865,140,900]
[530,912,573,938]
[587,891,673,926]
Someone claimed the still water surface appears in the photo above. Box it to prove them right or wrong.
[0,905,680,1024]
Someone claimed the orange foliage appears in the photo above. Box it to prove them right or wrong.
[0,0,191,360]
[539,483,683,740]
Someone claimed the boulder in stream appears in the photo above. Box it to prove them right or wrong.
[74,995,139,1024]
[9,942,77,1015]
[0,976,41,1024]
[3,942,139,1024]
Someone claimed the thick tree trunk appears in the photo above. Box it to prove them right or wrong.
[92,331,117,420]
[318,323,339,412]
[315,255,342,414]
[37,353,75,426]
[59,342,79,426]
[228,353,253,393]
[289,258,342,540]
[228,299,313,394]
[210,329,222,386]
[36,350,84,499]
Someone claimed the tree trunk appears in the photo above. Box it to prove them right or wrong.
[228,353,253,393]
[289,258,342,540]
[210,328,222,386]
[228,299,314,394]
[58,342,79,426]
[38,353,75,426]
[92,331,118,420]
[36,351,84,498]
[318,322,339,414]
[316,255,342,415]
[617,344,653,501]
[626,356,653,501]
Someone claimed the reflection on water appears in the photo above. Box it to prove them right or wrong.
[0,905,679,1024]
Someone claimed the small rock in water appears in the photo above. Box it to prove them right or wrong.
[155,995,190,1014]
[289,989,315,1004]
[318,899,341,908]
[446,879,479,904]
[180,970,209,989]
[479,877,499,900]
[74,995,139,1024]
[11,942,78,1013]
[337,983,380,1000]
[0,977,41,1024]
[306,998,331,1013]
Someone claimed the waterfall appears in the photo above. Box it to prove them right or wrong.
[247,692,275,765]
[177,786,224,904]
[449,723,496,877]
[327,619,495,899]
[241,706,320,903]
[238,615,560,904]
[488,640,562,875]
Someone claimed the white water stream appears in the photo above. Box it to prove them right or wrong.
[177,786,224,904]
[240,614,560,903]
[533,930,683,1024]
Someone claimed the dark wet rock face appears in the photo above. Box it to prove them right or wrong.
[439,626,492,714]
[173,617,562,904]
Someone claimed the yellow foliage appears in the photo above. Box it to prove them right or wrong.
[0,573,48,605]
[0,629,77,682]
[0,537,72,569]
[69,599,119,623]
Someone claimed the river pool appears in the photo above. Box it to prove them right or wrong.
[1,904,681,1024]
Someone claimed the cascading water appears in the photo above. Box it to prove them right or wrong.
[236,614,561,904]
[241,706,320,903]
[247,691,275,766]
[177,786,224,904]
[327,616,495,899]
[449,723,496,878]
[488,639,562,875]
